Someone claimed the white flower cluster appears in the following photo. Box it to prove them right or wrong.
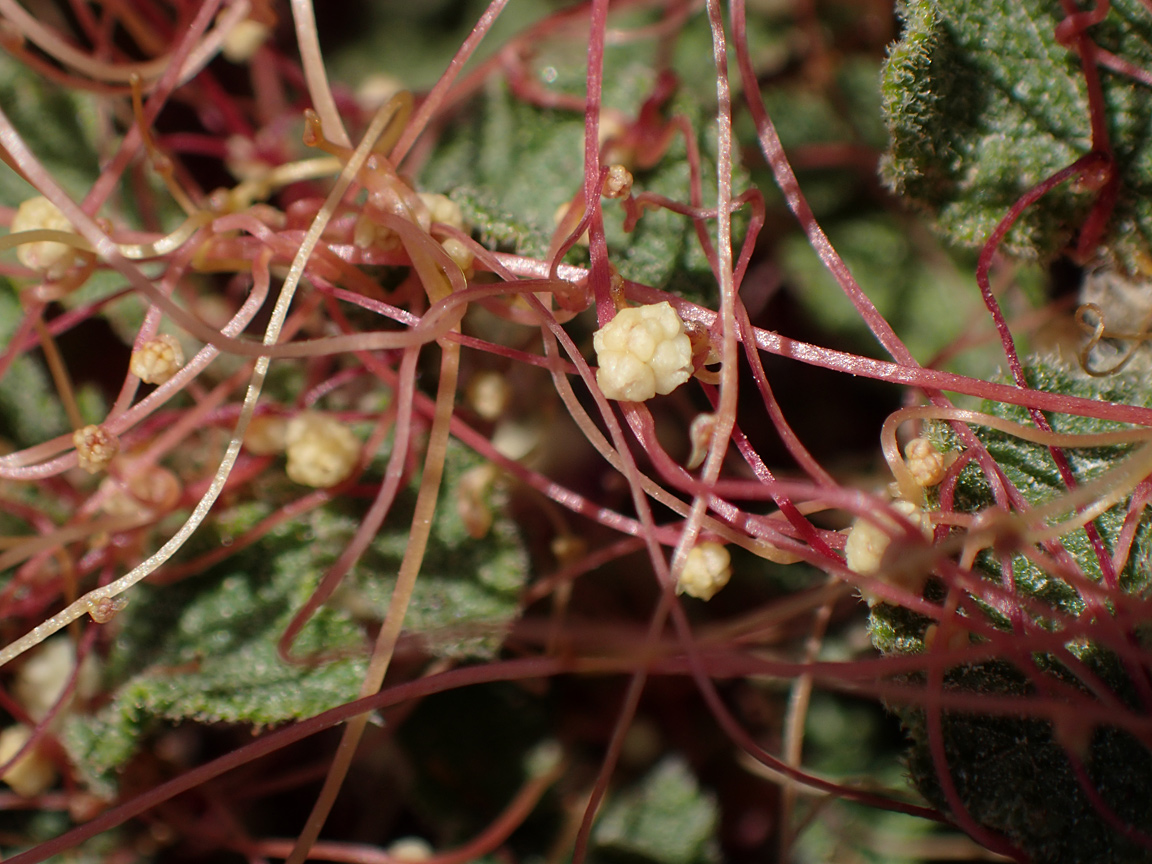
[844,500,933,606]
[130,334,185,385]
[676,541,732,601]
[11,196,79,277]
[284,412,360,488]
[592,302,693,402]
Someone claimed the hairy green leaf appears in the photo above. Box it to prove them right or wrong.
[421,55,748,305]
[882,0,1152,265]
[64,441,527,790]
[0,282,68,446]
[0,54,100,208]
[870,356,1152,864]
[593,756,720,864]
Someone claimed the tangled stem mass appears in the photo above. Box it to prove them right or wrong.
[0,1,1149,862]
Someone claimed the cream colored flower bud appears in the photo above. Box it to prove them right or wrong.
[244,415,288,456]
[419,193,465,231]
[0,725,55,797]
[385,837,433,862]
[686,413,717,470]
[676,541,732,601]
[74,425,118,474]
[593,302,693,402]
[602,164,633,199]
[284,412,360,487]
[845,500,933,605]
[467,371,510,422]
[12,196,79,276]
[551,534,587,565]
[99,464,181,519]
[221,18,270,63]
[356,74,406,111]
[15,637,99,723]
[441,237,474,271]
[130,334,185,385]
[353,214,399,252]
[905,437,950,487]
[457,463,498,539]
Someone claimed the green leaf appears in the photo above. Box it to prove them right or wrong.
[951,358,1152,608]
[593,756,720,864]
[63,440,527,790]
[342,441,530,660]
[0,281,68,447]
[421,57,748,305]
[0,53,101,208]
[869,356,1152,639]
[898,659,1152,864]
[62,505,370,791]
[327,0,558,94]
[779,212,991,371]
[869,356,1152,863]
[881,0,1152,265]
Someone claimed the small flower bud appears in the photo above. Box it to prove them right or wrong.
[905,437,950,487]
[221,18,270,63]
[130,334,185,385]
[845,500,933,605]
[602,164,633,199]
[441,237,474,271]
[284,412,360,488]
[593,302,693,401]
[11,196,79,276]
[0,725,55,797]
[676,541,732,601]
[244,415,288,455]
[467,371,510,422]
[686,413,717,470]
[457,464,498,539]
[74,425,118,474]
[418,193,465,231]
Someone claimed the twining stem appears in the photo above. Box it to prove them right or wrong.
[778,596,834,861]
[284,339,461,864]
[289,0,350,150]
[32,314,82,431]
[670,0,738,573]
[0,98,406,670]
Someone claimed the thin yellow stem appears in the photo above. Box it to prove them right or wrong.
[131,74,198,215]
[32,315,83,431]
[285,339,461,864]
[0,97,406,671]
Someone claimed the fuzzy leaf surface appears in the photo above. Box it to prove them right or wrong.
[882,0,1152,265]
[0,53,100,208]
[593,756,720,864]
[420,46,748,305]
[64,442,527,790]
[869,356,1152,863]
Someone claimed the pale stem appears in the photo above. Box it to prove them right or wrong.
[284,340,461,864]
[0,99,405,671]
[667,0,738,584]
[289,0,350,149]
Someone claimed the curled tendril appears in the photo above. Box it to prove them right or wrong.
[1076,301,1152,377]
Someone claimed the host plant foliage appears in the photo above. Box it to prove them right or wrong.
[0,1,1150,863]
[874,2,1152,861]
